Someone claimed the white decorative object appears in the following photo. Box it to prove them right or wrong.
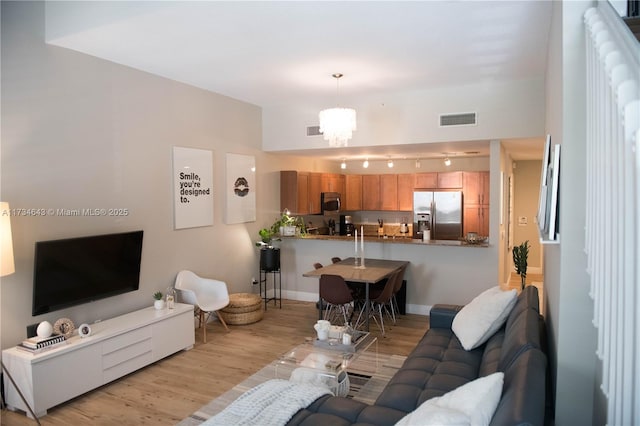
[154,299,165,310]
[2,304,194,418]
[342,333,352,345]
[314,320,330,341]
[78,323,92,338]
[318,74,357,147]
[172,146,214,230]
[225,153,256,224]
[452,286,517,350]
[395,372,504,426]
[36,321,53,338]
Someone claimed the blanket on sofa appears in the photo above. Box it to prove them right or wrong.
[203,379,331,426]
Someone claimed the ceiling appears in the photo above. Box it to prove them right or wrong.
[45,1,553,161]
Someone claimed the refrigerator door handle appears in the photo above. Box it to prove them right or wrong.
[430,201,435,236]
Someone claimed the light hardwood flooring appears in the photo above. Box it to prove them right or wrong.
[1,300,427,426]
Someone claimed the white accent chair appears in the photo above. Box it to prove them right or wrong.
[175,270,230,342]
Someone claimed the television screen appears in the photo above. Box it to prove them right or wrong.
[32,230,143,316]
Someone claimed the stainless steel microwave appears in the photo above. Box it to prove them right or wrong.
[321,192,341,214]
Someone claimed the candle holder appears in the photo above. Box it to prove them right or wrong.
[354,248,366,269]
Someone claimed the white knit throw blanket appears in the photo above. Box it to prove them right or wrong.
[203,379,332,426]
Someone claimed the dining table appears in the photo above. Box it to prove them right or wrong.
[303,257,409,331]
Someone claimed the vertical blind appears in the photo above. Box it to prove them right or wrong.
[584,3,639,425]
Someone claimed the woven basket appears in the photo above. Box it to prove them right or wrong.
[219,293,263,325]
[219,308,264,325]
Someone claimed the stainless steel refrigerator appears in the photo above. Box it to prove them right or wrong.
[413,191,463,240]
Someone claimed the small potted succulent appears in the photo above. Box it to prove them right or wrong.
[153,291,165,310]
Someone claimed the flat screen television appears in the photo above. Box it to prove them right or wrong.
[32,230,144,316]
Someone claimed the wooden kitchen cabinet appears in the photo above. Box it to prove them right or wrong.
[437,171,463,189]
[463,171,490,206]
[397,174,414,211]
[344,174,362,211]
[462,171,490,236]
[321,173,344,194]
[464,205,490,236]
[380,174,398,211]
[362,175,381,210]
[414,172,437,189]
[280,171,309,214]
[308,173,322,214]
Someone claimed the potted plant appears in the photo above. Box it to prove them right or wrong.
[279,210,298,236]
[512,240,530,290]
[153,291,165,310]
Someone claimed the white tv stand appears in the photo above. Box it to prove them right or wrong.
[2,303,194,418]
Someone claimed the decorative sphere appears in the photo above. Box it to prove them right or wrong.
[37,321,53,338]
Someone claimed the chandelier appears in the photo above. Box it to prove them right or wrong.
[318,73,357,147]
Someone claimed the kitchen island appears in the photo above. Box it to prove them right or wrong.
[275,234,498,317]
[293,234,490,248]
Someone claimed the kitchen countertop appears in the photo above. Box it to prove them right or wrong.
[287,234,489,247]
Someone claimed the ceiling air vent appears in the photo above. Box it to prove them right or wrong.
[307,125,322,136]
[439,112,477,127]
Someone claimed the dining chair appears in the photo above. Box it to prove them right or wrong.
[390,264,408,323]
[319,274,354,325]
[331,257,341,264]
[356,269,400,335]
[313,262,324,270]
[174,270,230,343]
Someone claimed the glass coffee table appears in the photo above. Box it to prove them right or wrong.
[276,332,378,396]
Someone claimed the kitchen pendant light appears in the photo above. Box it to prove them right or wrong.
[318,73,357,147]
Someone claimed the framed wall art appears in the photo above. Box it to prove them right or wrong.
[225,153,256,224]
[172,146,214,230]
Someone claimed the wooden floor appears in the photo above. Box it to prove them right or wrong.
[1,300,428,426]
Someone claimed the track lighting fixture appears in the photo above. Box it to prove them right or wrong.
[387,159,394,168]
[340,159,346,169]
[444,157,452,167]
[363,159,369,168]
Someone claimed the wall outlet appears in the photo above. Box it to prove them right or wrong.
[26,323,39,338]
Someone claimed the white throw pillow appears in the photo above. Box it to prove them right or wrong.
[452,286,517,350]
[394,372,504,426]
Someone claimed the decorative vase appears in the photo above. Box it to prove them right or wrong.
[166,287,176,309]
[154,299,165,310]
[37,321,53,338]
[260,247,280,272]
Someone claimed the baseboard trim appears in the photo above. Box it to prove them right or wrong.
[407,304,432,316]
[279,291,429,317]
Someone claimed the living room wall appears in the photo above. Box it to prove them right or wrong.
[0,1,333,349]
[544,1,600,424]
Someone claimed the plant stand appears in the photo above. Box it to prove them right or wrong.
[259,248,281,310]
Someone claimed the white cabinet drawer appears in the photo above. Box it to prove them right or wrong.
[103,338,152,370]
[102,326,152,355]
